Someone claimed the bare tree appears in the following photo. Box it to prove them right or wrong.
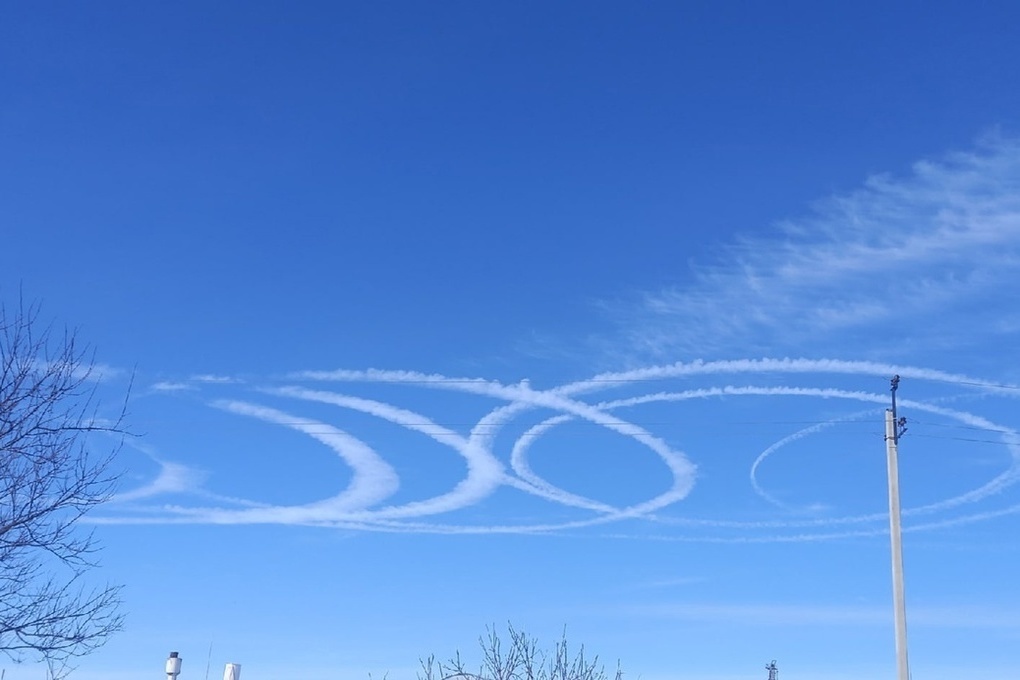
[0,300,124,675]
[418,624,623,680]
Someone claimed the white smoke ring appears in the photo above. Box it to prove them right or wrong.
[153,380,697,525]
[505,386,1020,531]
[112,357,1020,538]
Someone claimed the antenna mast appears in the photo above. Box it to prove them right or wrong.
[765,660,778,680]
[886,376,910,680]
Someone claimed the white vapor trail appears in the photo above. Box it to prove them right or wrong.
[497,385,1020,532]
[101,356,1020,540]
[508,414,618,514]
[298,373,698,519]
[267,386,505,520]
[573,358,1020,396]
[167,400,401,524]
[112,459,203,503]
[748,407,881,510]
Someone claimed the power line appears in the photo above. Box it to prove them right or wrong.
[909,433,1014,446]
[909,418,1016,435]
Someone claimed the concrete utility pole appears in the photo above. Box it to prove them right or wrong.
[885,376,910,680]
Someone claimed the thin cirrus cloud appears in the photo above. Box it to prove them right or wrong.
[622,601,1020,628]
[612,136,1020,358]
[150,381,195,392]
[191,374,243,384]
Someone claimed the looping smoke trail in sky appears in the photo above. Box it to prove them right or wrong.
[102,358,1020,541]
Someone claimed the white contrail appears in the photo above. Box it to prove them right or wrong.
[902,501,1020,532]
[472,383,696,519]
[173,400,401,524]
[103,357,1020,539]
[609,387,1020,526]
[339,383,1020,535]
[495,385,1019,532]
[896,398,1020,512]
[112,459,204,503]
[573,358,1020,396]
[268,386,505,520]
[295,361,1020,524]
[748,408,880,510]
[295,368,492,385]
[507,414,619,513]
[334,377,695,512]
[293,371,698,513]
[108,439,268,509]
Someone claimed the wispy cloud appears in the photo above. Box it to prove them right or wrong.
[191,374,242,384]
[74,362,125,382]
[611,136,1020,358]
[150,380,195,392]
[621,576,708,591]
[623,601,1020,628]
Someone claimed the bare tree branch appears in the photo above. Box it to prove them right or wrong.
[0,299,124,676]
[417,625,622,680]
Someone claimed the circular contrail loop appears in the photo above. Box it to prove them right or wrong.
[109,358,1020,539]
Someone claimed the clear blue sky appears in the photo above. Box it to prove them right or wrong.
[3,2,1020,679]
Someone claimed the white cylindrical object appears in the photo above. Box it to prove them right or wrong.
[166,652,182,678]
[885,410,910,680]
[223,662,242,680]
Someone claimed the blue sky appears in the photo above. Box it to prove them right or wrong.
[3,2,1020,679]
